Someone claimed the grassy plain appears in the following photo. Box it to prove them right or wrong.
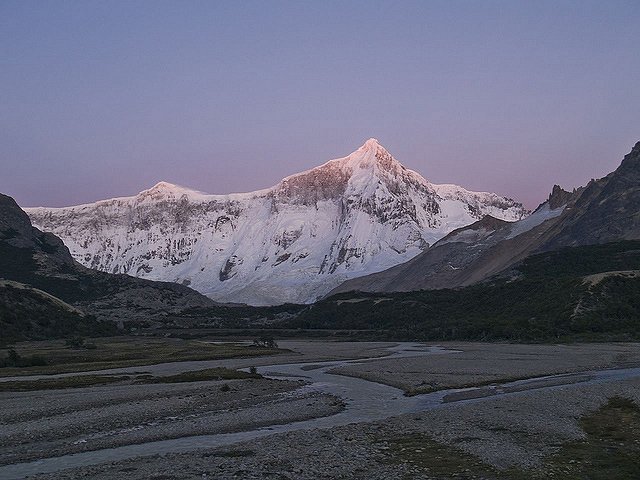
[0,336,283,376]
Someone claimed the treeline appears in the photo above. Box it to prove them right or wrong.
[181,302,305,327]
[284,241,640,342]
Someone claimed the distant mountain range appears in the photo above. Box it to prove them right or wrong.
[3,139,639,342]
[25,139,527,305]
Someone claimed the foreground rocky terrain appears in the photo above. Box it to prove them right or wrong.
[331,341,640,394]
[0,378,342,466]
[35,378,640,480]
[1,340,639,479]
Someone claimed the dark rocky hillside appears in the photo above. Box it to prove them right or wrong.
[0,280,113,343]
[540,141,640,250]
[0,193,214,340]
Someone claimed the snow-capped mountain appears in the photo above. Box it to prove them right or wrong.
[330,140,640,297]
[25,139,528,305]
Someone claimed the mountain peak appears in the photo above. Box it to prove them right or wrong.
[546,184,574,210]
[141,181,203,197]
[620,140,640,170]
[356,137,392,158]
[150,181,182,191]
[344,137,405,173]
[24,136,529,305]
[360,138,382,150]
[0,193,74,262]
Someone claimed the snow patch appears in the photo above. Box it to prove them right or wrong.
[505,204,565,240]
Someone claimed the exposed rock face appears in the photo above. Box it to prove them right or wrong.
[0,193,214,328]
[540,141,640,250]
[26,139,528,305]
[0,194,73,265]
[331,141,640,296]
[546,185,576,210]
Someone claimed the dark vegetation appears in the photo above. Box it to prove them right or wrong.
[384,433,501,478]
[138,367,260,384]
[0,366,259,392]
[0,374,131,392]
[0,336,284,375]
[532,396,640,480]
[162,328,381,340]
[0,348,47,368]
[180,302,304,328]
[285,241,640,342]
[155,241,640,343]
[252,335,278,348]
[0,280,115,345]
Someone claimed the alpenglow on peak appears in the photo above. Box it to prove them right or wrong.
[25,140,528,306]
[141,181,205,198]
[326,137,405,173]
[149,181,182,192]
[356,138,390,159]
[362,137,381,149]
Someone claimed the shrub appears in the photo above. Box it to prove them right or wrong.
[65,336,86,348]
[0,349,48,368]
[252,336,278,348]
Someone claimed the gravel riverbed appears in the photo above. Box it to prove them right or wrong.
[30,376,640,479]
[331,341,640,393]
[0,378,343,466]
[3,341,640,479]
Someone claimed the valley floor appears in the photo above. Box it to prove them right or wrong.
[1,339,640,479]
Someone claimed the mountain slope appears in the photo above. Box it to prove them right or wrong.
[539,141,640,250]
[332,141,640,295]
[0,193,214,338]
[0,280,98,343]
[25,139,527,305]
[330,187,572,295]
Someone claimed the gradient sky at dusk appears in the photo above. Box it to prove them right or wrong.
[2,0,639,209]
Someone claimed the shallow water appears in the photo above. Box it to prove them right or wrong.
[1,342,639,479]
